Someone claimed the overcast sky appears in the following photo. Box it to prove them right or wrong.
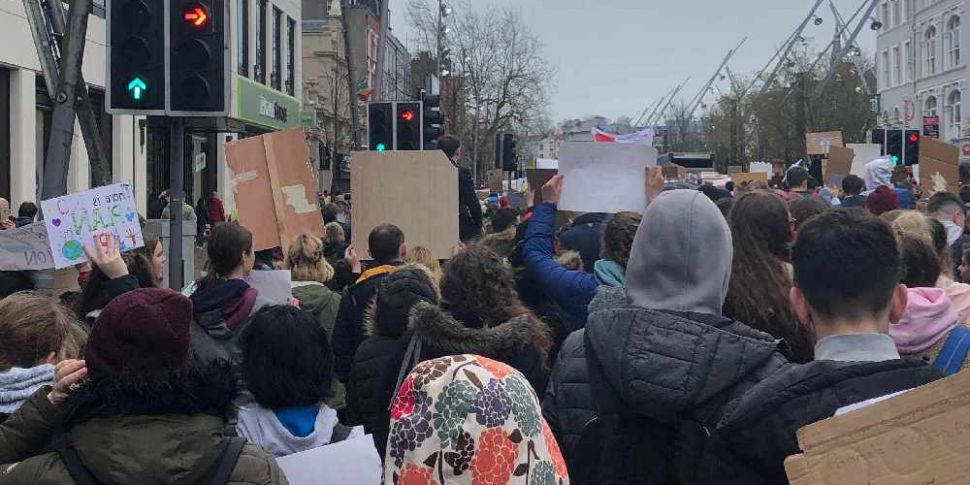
[390,0,878,122]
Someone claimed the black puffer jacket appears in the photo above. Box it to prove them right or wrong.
[542,286,788,484]
[712,359,943,485]
[332,264,398,382]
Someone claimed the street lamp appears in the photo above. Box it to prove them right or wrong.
[813,16,823,26]
[869,17,883,30]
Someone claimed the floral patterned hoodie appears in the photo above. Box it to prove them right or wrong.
[384,354,569,485]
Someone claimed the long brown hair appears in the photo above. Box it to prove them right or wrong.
[284,233,334,283]
[724,192,813,362]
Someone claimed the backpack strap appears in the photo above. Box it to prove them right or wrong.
[934,326,970,376]
[330,423,354,443]
[200,437,247,485]
[57,446,102,485]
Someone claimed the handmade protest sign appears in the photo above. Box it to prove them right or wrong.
[527,168,557,205]
[244,270,293,306]
[40,183,143,269]
[730,172,768,187]
[557,142,656,214]
[0,222,54,271]
[825,145,855,189]
[225,128,324,251]
[276,435,381,485]
[487,169,504,192]
[919,137,960,196]
[805,131,845,156]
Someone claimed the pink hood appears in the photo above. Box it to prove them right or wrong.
[890,287,959,354]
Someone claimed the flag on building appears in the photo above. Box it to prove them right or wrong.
[592,127,654,145]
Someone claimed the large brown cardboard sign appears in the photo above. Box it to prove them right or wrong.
[730,172,768,187]
[920,138,960,196]
[527,169,557,205]
[662,165,688,181]
[351,151,459,260]
[825,145,855,188]
[805,131,845,155]
[785,370,970,485]
[487,169,504,192]
[225,128,324,251]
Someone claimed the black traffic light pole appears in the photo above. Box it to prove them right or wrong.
[169,117,185,291]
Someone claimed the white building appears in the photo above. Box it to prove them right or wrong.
[876,0,966,146]
[0,0,302,215]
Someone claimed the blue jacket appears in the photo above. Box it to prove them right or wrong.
[523,203,600,330]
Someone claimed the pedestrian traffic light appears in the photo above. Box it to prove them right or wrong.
[886,129,903,165]
[396,102,422,151]
[871,128,886,154]
[107,0,167,113]
[368,102,393,152]
[905,130,921,166]
[168,0,228,115]
[502,133,518,172]
[420,90,443,150]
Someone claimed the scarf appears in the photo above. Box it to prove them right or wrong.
[593,259,625,287]
[0,364,54,414]
[941,220,964,246]
[190,279,258,331]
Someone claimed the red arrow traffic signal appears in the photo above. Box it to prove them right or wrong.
[182,4,208,27]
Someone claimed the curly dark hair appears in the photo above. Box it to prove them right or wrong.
[601,212,642,269]
[724,192,814,363]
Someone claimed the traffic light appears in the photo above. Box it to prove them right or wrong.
[905,130,921,166]
[168,0,228,114]
[107,0,166,113]
[396,102,422,151]
[886,129,903,165]
[420,90,443,149]
[494,133,504,169]
[502,133,518,172]
[367,102,393,152]
[871,128,886,155]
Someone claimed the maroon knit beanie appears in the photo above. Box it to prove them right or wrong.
[86,288,193,377]
[865,185,899,216]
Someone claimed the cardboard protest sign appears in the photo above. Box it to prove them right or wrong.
[919,137,960,196]
[558,142,656,214]
[785,370,970,485]
[0,222,54,271]
[825,145,855,189]
[730,172,768,187]
[225,128,324,251]
[527,168,557,205]
[662,164,688,181]
[40,183,143,269]
[277,435,381,485]
[244,270,293,306]
[351,151,459,260]
[846,143,882,177]
[805,131,845,156]
[487,169,504,192]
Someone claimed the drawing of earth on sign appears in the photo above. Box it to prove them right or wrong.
[61,240,83,261]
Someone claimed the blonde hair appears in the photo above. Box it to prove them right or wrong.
[891,211,933,244]
[284,233,335,283]
[325,222,345,245]
[0,293,77,370]
[59,323,89,361]
[405,246,442,280]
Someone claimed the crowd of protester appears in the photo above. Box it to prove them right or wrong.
[0,151,968,484]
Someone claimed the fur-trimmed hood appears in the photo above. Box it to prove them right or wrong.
[479,227,518,258]
[407,301,548,359]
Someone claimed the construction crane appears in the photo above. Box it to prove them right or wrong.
[751,0,826,98]
[816,0,880,95]
[647,77,691,127]
[683,38,746,122]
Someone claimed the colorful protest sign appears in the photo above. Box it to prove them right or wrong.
[225,128,324,251]
[558,142,656,214]
[0,222,54,271]
[40,183,143,269]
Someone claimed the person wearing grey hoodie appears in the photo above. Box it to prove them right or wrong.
[541,181,788,485]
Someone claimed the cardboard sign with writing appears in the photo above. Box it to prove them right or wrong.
[919,137,960,196]
[805,131,845,156]
[487,169,504,192]
[40,183,143,269]
[730,172,768,187]
[351,151,459,260]
[526,168,557,205]
[0,222,54,271]
[225,128,324,251]
[825,145,855,189]
[785,369,970,485]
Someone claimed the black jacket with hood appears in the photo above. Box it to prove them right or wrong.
[541,190,788,485]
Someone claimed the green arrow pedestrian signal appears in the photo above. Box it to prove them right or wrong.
[127,77,147,101]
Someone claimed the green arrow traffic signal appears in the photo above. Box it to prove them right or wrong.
[127,77,147,101]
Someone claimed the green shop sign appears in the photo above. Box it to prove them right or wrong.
[236,75,301,130]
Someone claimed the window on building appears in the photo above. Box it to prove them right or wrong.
[882,50,890,88]
[926,26,938,76]
[947,89,962,139]
[256,0,266,83]
[946,15,961,69]
[894,106,901,122]
[893,46,901,86]
[237,0,249,76]
[891,0,901,26]
[925,95,939,116]
[272,8,282,90]
[905,40,914,81]
[286,17,295,95]
[0,69,9,201]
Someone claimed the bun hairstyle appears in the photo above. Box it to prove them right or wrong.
[284,233,335,283]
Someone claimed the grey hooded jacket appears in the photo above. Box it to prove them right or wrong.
[541,190,788,484]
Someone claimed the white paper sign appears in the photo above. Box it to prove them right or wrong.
[244,270,293,306]
[40,183,143,269]
[536,158,559,169]
[557,142,656,213]
[277,436,382,485]
[0,222,55,271]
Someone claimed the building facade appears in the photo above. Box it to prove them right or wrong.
[876,0,966,147]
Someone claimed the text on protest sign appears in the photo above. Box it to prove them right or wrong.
[0,222,54,271]
[40,183,143,269]
[557,142,656,214]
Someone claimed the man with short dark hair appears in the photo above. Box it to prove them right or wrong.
[840,174,866,208]
[713,210,941,484]
[927,191,967,280]
[331,223,407,381]
[440,135,483,242]
[15,202,38,227]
